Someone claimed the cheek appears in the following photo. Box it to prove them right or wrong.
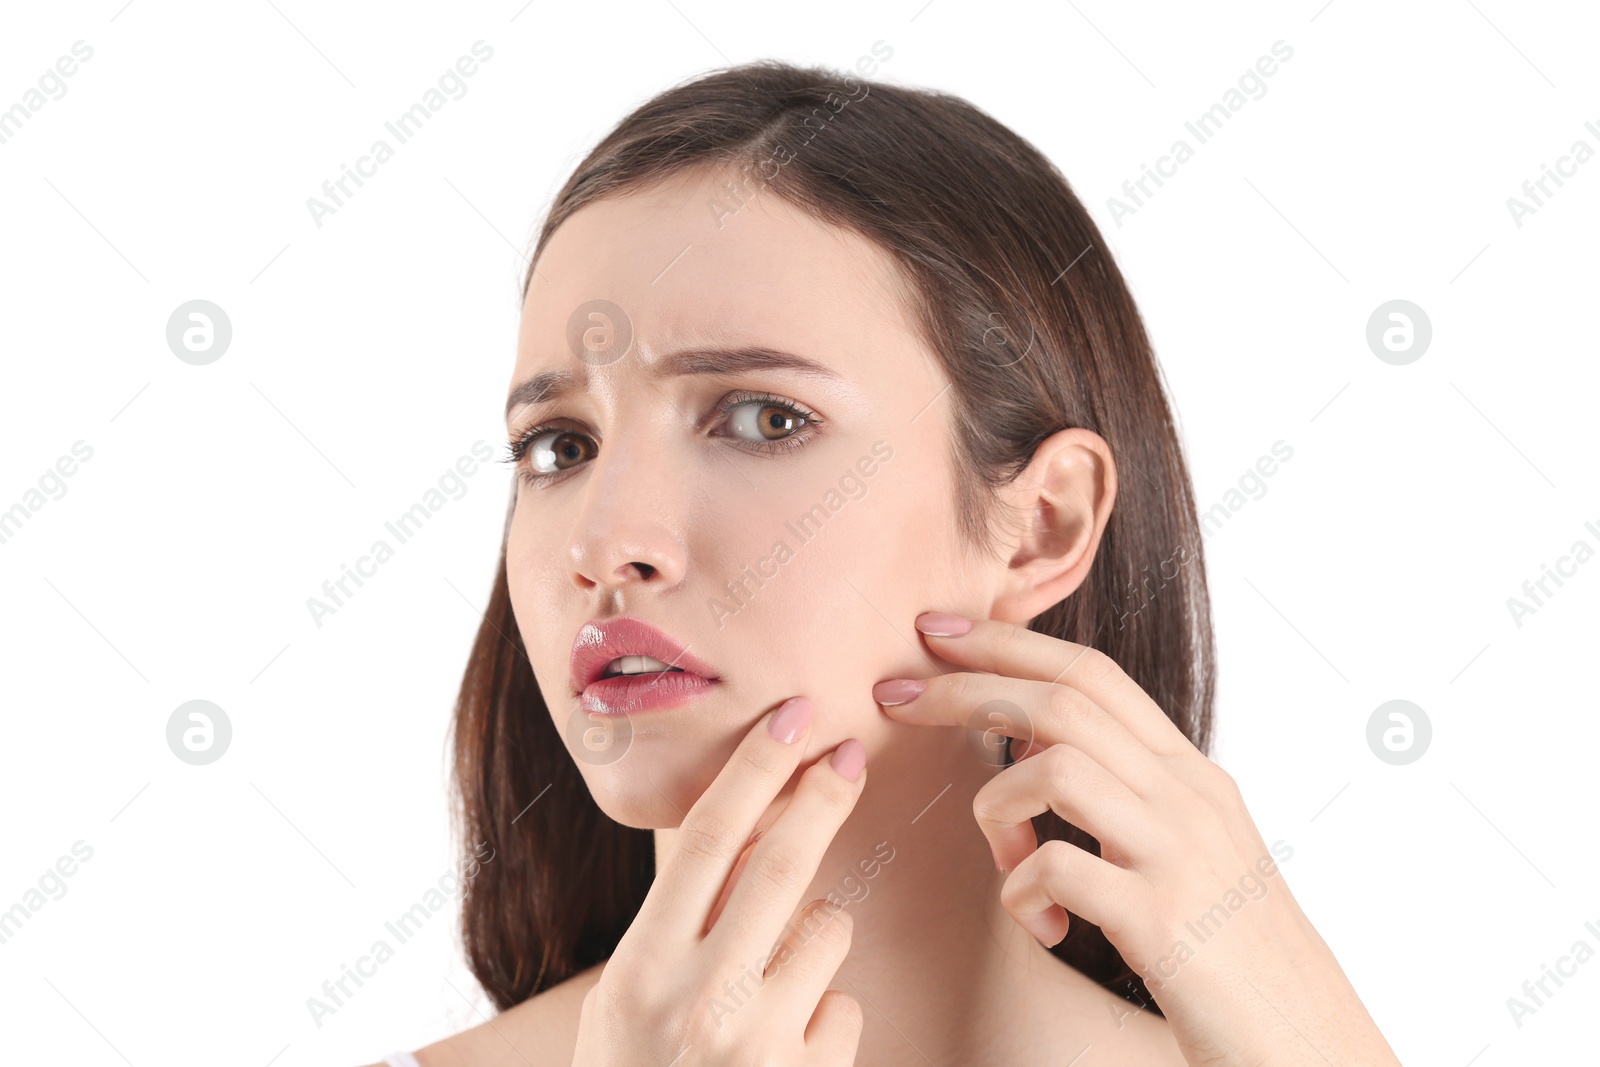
[705,452,974,703]
[504,517,574,703]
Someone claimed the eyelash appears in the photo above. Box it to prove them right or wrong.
[500,391,825,489]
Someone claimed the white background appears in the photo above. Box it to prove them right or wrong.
[2,1,1596,1064]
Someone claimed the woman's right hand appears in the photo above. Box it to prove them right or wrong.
[569,696,869,1066]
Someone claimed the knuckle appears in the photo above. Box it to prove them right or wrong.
[680,999,731,1051]
[941,670,977,711]
[1035,836,1074,864]
[743,842,805,893]
[1031,837,1077,888]
[767,902,850,984]
[997,865,1031,912]
[992,621,1030,660]
[970,780,1009,826]
[1044,683,1085,728]
[1030,839,1078,897]
[677,811,739,864]
[805,752,861,806]
[1212,763,1245,805]
[789,897,841,941]
[729,740,793,792]
[1075,646,1120,685]
[823,899,854,938]
[1189,760,1247,825]
[1040,742,1082,782]
[801,900,853,953]
[1095,897,1139,948]
[827,990,864,1031]
[590,973,657,1022]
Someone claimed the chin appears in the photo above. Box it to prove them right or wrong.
[584,786,690,830]
[572,735,768,830]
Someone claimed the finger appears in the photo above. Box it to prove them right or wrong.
[642,696,816,945]
[911,613,1194,757]
[706,739,867,960]
[1000,837,1149,949]
[760,899,854,1034]
[973,742,1161,873]
[805,989,864,1066]
[874,669,1169,798]
[702,828,763,935]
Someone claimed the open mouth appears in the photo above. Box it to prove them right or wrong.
[569,618,720,711]
[581,652,715,716]
[600,655,689,680]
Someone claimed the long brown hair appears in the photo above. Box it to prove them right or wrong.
[451,59,1215,1016]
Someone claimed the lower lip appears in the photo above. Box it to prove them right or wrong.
[580,671,717,716]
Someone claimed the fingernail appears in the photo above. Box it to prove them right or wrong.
[872,678,926,706]
[829,738,866,781]
[1020,907,1067,948]
[768,697,811,744]
[915,612,972,637]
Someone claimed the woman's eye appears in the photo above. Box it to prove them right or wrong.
[724,399,808,442]
[509,394,819,487]
[528,430,597,474]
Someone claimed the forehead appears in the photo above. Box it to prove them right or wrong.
[514,167,928,391]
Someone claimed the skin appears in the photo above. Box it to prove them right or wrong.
[386,166,1399,1066]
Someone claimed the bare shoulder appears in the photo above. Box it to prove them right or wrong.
[397,960,608,1067]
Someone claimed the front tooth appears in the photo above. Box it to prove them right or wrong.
[615,655,675,675]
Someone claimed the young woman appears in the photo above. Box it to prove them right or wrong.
[370,60,1401,1066]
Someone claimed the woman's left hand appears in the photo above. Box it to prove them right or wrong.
[871,611,1401,1067]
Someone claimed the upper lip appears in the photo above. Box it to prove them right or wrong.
[569,617,720,693]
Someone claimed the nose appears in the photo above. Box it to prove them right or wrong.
[567,433,689,596]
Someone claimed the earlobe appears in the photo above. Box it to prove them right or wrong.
[988,429,1117,624]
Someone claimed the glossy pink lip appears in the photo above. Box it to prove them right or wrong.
[570,617,721,716]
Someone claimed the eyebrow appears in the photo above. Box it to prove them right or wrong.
[504,345,845,420]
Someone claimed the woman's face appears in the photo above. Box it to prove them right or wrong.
[505,166,995,826]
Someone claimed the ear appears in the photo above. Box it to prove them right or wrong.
[988,428,1117,625]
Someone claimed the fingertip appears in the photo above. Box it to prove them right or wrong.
[1020,905,1070,948]
[829,738,866,782]
[766,696,812,744]
[914,611,973,637]
[872,678,926,706]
